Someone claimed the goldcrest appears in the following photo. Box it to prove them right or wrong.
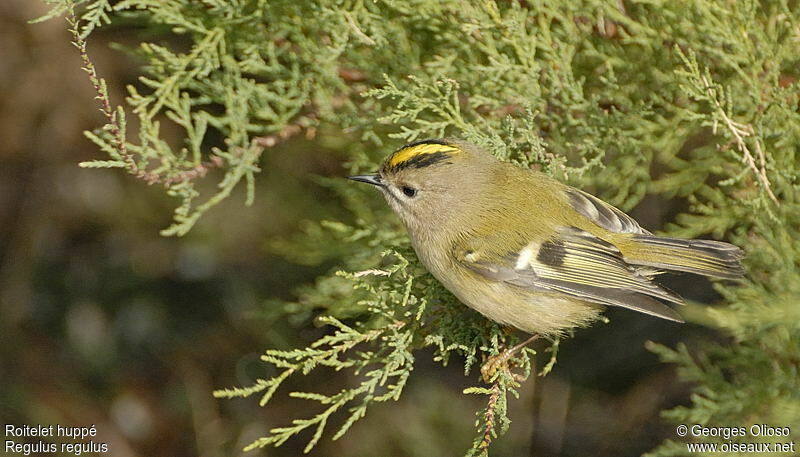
[349,139,744,335]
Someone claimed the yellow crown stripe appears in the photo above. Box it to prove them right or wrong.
[388,143,461,168]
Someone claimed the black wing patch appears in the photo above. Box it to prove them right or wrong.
[455,227,684,323]
[536,239,566,267]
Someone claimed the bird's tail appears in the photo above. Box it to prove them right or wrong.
[624,235,745,279]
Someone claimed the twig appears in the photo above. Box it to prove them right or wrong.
[69,9,229,188]
[162,156,225,186]
[353,269,392,278]
[252,119,316,149]
[702,75,779,204]
[343,11,376,46]
[68,10,144,180]
[478,381,501,453]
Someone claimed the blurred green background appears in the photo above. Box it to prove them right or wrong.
[0,2,732,456]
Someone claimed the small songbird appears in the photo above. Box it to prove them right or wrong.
[349,139,744,337]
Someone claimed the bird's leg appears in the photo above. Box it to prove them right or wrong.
[481,333,540,383]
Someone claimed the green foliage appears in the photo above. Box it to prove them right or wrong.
[643,16,800,457]
[215,250,535,454]
[46,0,798,455]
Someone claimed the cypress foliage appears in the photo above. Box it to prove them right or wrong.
[45,0,798,455]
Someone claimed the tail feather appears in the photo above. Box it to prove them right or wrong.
[625,236,745,279]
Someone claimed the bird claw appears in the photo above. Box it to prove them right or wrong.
[480,333,540,383]
[481,352,510,383]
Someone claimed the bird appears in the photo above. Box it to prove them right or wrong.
[348,138,744,341]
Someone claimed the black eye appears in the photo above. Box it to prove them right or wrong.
[401,186,417,197]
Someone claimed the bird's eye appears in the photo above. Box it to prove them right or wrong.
[401,186,417,197]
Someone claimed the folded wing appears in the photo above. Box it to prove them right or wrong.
[455,226,684,322]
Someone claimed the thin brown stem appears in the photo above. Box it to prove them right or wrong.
[478,381,501,454]
[703,75,779,204]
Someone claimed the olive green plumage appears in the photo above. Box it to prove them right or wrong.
[349,139,744,335]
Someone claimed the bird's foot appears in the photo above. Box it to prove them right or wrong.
[481,333,540,383]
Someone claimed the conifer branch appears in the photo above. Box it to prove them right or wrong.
[68,6,230,189]
[478,381,501,454]
[67,8,140,179]
[702,75,778,204]
[46,1,800,455]
[676,48,779,204]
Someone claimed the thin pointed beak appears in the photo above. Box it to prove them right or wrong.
[347,174,383,187]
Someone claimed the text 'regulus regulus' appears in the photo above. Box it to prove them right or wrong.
[349,139,744,336]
